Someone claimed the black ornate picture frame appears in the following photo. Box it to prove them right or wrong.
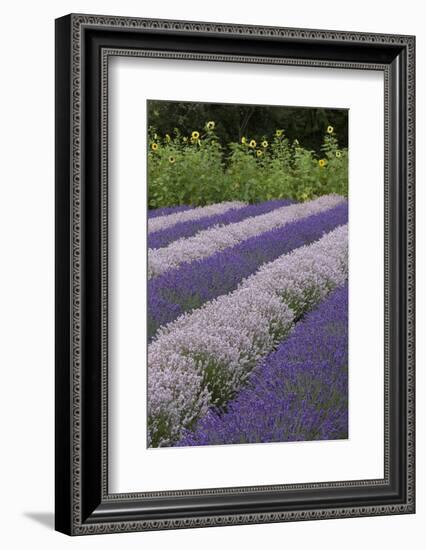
[55,13,415,535]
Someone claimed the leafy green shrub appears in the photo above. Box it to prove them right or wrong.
[148,122,348,208]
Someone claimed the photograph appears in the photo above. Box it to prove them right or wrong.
[146,100,349,448]
[51,11,415,538]
[0,0,420,545]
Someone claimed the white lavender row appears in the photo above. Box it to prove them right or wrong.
[148,224,348,447]
[148,201,246,234]
[238,223,348,318]
[148,194,344,279]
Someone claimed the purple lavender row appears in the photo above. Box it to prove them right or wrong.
[148,201,348,342]
[148,200,293,249]
[147,204,193,219]
[178,284,348,447]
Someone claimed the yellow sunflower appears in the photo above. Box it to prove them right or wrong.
[326,126,334,134]
[256,149,263,157]
[261,140,268,148]
[151,143,158,151]
[241,136,247,144]
[191,131,200,140]
[249,139,256,148]
[168,156,176,164]
[165,133,171,142]
[275,129,283,137]
[335,150,342,158]
[318,159,327,168]
[206,121,215,130]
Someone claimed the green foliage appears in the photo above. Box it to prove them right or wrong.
[148,123,348,208]
[148,100,348,154]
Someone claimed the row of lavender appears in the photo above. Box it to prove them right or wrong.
[148,201,348,341]
[147,198,348,448]
[148,201,245,233]
[180,284,348,446]
[148,199,293,249]
[148,204,193,219]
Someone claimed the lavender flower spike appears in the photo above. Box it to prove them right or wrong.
[148,194,344,279]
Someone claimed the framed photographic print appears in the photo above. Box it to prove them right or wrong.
[55,14,415,535]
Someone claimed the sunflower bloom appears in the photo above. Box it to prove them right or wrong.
[168,156,176,164]
[249,139,256,148]
[206,121,215,130]
[241,136,247,144]
[275,129,283,137]
[191,131,200,140]
[327,126,334,134]
[318,159,327,168]
[335,150,342,158]
[256,149,263,157]
[261,140,268,148]
[165,133,171,142]
[151,143,158,151]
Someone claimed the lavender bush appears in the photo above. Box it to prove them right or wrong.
[148,224,348,447]
[148,201,245,233]
[179,285,348,446]
[148,201,348,341]
[148,199,293,249]
[148,194,344,278]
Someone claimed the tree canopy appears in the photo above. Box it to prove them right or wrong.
[147,100,348,154]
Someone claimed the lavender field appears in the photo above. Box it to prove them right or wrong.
[147,196,348,448]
